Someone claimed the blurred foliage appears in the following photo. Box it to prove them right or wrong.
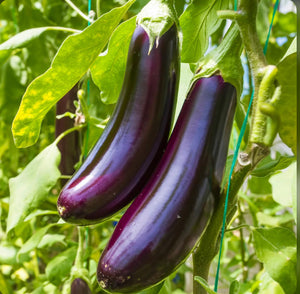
[0,0,296,293]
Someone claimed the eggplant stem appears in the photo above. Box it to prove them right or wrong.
[54,124,86,146]
[192,143,267,294]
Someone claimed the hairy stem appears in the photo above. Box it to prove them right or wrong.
[193,144,269,294]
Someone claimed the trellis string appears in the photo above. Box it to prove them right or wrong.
[84,0,93,262]
[214,0,280,291]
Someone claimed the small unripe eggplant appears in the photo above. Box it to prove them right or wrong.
[55,85,81,186]
[71,278,91,294]
[97,76,236,293]
[57,24,179,225]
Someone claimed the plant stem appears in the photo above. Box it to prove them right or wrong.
[74,226,86,270]
[96,0,101,18]
[54,124,86,146]
[65,0,94,23]
[237,0,267,74]
[237,203,247,282]
[193,144,268,294]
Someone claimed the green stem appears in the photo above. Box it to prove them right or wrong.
[225,224,250,233]
[62,226,90,294]
[47,26,81,34]
[74,226,86,270]
[54,124,86,146]
[236,0,267,74]
[96,0,101,18]
[237,203,248,282]
[65,0,94,23]
[193,144,268,294]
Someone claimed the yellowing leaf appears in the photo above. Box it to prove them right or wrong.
[12,0,135,148]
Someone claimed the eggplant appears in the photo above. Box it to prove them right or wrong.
[97,76,236,293]
[57,24,179,225]
[71,278,92,294]
[55,84,81,186]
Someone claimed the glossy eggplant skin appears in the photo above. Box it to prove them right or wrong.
[57,25,179,225]
[55,85,81,186]
[97,76,236,293]
[71,278,92,294]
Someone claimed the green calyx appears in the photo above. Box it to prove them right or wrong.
[192,23,243,98]
[137,0,178,52]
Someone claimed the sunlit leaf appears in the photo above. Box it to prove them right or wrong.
[252,227,296,294]
[38,234,66,249]
[46,246,77,285]
[17,223,57,262]
[269,161,296,220]
[251,153,295,177]
[12,0,135,148]
[258,271,285,294]
[180,0,232,63]
[91,17,137,104]
[7,143,61,234]
[172,63,194,131]
[0,243,18,265]
[275,39,296,154]
[0,27,79,50]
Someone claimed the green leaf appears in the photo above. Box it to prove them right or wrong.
[193,23,243,97]
[17,223,57,262]
[180,0,231,63]
[46,246,77,286]
[275,40,296,154]
[0,50,11,66]
[172,63,194,130]
[0,27,79,50]
[269,161,296,220]
[38,234,66,249]
[273,12,297,38]
[251,153,295,177]
[137,0,178,51]
[0,243,18,265]
[90,17,137,104]
[229,280,240,294]
[256,212,295,227]
[157,278,172,294]
[194,276,217,294]
[12,0,135,148]
[252,227,297,294]
[0,271,12,294]
[281,37,296,60]
[258,271,285,294]
[24,209,58,222]
[7,143,61,234]
[256,0,272,44]
[248,175,272,195]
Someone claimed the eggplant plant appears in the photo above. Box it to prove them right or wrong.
[0,0,296,294]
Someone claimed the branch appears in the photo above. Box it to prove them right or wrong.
[192,144,269,294]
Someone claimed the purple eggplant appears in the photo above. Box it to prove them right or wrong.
[55,85,81,186]
[97,76,236,293]
[57,24,179,225]
[71,278,92,294]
